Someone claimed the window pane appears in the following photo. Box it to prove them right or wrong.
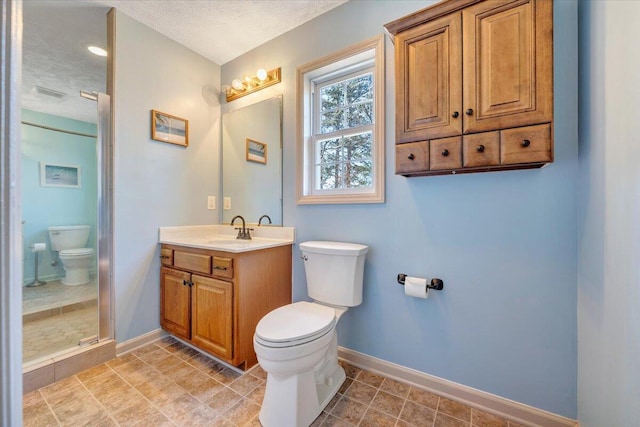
[344,160,373,187]
[320,83,344,112]
[341,132,372,161]
[320,109,345,133]
[347,103,373,128]
[319,138,341,163]
[319,163,340,189]
[347,74,373,104]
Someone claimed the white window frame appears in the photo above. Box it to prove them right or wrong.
[297,35,385,204]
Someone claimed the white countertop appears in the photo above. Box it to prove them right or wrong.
[158,224,295,253]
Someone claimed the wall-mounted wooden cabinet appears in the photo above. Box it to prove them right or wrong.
[385,0,553,177]
[160,243,291,370]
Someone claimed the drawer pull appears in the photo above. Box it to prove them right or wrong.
[476,144,485,153]
[407,153,415,160]
[213,266,228,271]
[465,108,473,116]
[452,111,459,118]
[441,149,449,157]
[521,139,531,148]
[160,255,171,260]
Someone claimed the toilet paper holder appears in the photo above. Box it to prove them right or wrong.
[397,273,444,291]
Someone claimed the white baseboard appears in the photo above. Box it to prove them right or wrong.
[115,328,168,356]
[338,347,577,427]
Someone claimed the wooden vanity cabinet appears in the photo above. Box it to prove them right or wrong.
[386,0,553,177]
[160,243,292,370]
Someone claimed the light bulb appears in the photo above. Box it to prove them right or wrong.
[221,84,231,95]
[88,45,107,57]
[231,79,244,90]
[256,68,268,81]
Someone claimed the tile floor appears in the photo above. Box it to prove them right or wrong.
[23,336,528,427]
[23,280,98,363]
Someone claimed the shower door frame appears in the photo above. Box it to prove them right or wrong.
[97,91,115,341]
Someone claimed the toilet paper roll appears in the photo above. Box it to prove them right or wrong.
[404,276,429,299]
[31,243,47,252]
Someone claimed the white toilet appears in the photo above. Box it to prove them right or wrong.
[48,225,95,286]
[254,240,368,427]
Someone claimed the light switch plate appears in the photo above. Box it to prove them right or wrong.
[207,196,216,210]
[223,197,231,210]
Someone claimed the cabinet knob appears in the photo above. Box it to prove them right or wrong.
[441,149,449,157]
[182,279,188,286]
[465,108,473,116]
[476,144,485,153]
[521,139,531,148]
[407,153,415,160]
[452,111,459,118]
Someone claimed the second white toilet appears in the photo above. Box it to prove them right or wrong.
[48,225,95,286]
[253,240,368,427]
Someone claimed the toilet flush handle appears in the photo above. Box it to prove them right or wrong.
[300,255,308,261]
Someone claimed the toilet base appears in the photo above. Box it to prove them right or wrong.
[259,363,345,427]
[62,269,90,286]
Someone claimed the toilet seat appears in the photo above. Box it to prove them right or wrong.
[255,301,336,348]
[60,248,94,257]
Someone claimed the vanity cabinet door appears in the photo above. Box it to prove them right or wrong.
[160,267,191,340]
[395,12,462,143]
[462,0,553,134]
[191,275,233,361]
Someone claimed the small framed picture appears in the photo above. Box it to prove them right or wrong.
[246,138,267,164]
[151,110,189,147]
[40,163,81,188]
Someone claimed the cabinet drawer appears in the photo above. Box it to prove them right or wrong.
[430,136,462,170]
[212,256,233,279]
[160,248,173,266]
[396,141,429,175]
[463,132,499,167]
[501,124,552,165]
[174,251,211,275]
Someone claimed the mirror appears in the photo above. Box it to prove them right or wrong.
[222,96,283,225]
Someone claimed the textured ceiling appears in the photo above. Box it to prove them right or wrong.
[21,0,348,123]
[87,0,349,66]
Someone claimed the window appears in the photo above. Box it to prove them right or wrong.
[297,35,384,204]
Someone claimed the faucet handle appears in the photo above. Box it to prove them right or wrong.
[245,228,254,240]
[234,227,244,239]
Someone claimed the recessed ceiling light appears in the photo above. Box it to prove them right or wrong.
[87,45,107,57]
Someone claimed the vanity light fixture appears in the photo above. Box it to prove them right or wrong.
[222,67,281,102]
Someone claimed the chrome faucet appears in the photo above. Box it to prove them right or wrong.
[258,214,272,226]
[230,215,252,240]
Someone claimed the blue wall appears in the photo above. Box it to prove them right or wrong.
[112,11,220,342]
[222,0,578,418]
[20,109,97,283]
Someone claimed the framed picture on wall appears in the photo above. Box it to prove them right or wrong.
[40,163,81,188]
[246,138,267,164]
[151,110,189,147]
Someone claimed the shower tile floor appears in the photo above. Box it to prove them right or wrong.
[23,279,98,363]
[23,336,529,427]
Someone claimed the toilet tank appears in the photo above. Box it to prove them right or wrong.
[300,241,368,307]
[48,225,91,251]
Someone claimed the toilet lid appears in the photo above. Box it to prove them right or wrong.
[60,248,94,256]
[255,301,336,346]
